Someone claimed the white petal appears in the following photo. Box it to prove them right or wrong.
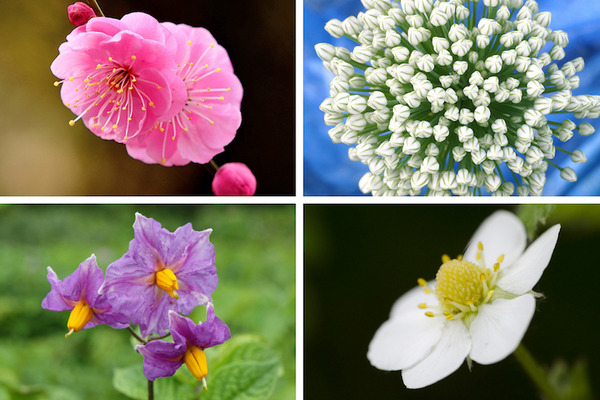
[390,282,438,319]
[496,224,560,295]
[401,319,471,389]
[469,294,535,365]
[367,312,445,371]
[464,210,526,269]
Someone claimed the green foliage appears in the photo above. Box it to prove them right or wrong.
[0,205,294,400]
[547,359,594,400]
[114,335,283,400]
[517,204,555,240]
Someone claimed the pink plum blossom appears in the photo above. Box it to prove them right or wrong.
[51,12,187,143]
[212,162,257,196]
[125,23,243,166]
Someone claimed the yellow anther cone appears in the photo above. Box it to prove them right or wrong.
[184,346,208,389]
[155,269,179,299]
[66,302,92,338]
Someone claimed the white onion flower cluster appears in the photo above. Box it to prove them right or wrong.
[316,0,600,196]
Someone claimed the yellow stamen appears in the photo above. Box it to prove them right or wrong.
[155,268,179,299]
[184,346,208,389]
[65,302,92,338]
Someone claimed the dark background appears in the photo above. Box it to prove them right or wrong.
[305,205,599,399]
[0,0,294,195]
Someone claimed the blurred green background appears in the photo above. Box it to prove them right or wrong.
[0,204,295,399]
[305,205,599,399]
[0,0,294,195]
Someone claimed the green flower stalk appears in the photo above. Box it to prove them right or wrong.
[316,0,600,196]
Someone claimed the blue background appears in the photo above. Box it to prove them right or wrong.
[304,0,600,195]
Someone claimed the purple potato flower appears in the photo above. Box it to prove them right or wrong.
[137,304,231,388]
[100,213,218,337]
[41,254,128,337]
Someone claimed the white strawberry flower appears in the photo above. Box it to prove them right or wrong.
[367,211,560,388]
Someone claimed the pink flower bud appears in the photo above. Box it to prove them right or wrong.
[68,2,96,27]
[212,163,257,196]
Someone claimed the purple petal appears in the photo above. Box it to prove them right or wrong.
[137,341,184,381]
[168,305,231,350]
[41,267,72,311]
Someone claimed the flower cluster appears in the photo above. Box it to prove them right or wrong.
[52,12,242,166]
[42,213,230,386]
[316,0,600,196]
[367,211,560,387]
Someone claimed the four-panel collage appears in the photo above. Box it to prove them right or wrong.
[1,0,600,399]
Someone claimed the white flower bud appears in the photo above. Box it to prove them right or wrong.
[453,61,468,75]
[408,153,424,168]
[483,0,499,6]
[458,109,475,125]
[445,88,459,104]
[340,129,359,145]
[476,35,491,49]
[551,30,569,47]
[315,43,337,62]
[526,80,545,98]
[556,127,573,142]
[414,120,433,138]
[509,89,523,104]
[455,5,470,20]
[448,24,469,42]
[515,56,531,73]
[515,139,530,154]
[415,0,434,13]
[416,54,435,72]
[405,14,425,28]
[496,6,511,21]
[473,91,491,108]
[481,159,496,175]
[342,16,362,37]
[579,123,595,136]
[526,63,545,82]
[328,124,345,144]
[456,169,472,186]
[384,30,402,48]
[560,167,577,182]
[550,45,565,61]
[425,143,440,157]
[430,9,449,26]
[508,157,524,174]
[525,146,544,164]
[420,156,439,174]
[351,46,374,64]
[567,76,580,89]
[433,125,450,142]
[436,50,453,67]
[432,37,450,52]
[347,95,368,115]
[346,114,368,131]
[325,19,345,38]
[533,97,552,115]
[570,150,587,163]
[486,144,503,161]
[495,88,510,103]
[394,64,415,83]
[483,76,500,93]
[451,39,473,57]
[369,156,387,175]
[362,9,382,30]
[484,55,503,74]
[359,172,383,193]
[444,106,460,121]
[402,136,421,154]
[348,147,359,161]
[452,146,467,162]
[349,75,367,89]
[474,106,491,124]
[485,174,502,193]
[336,60,356,79]
[524,109,544,127]
[471,148,487,164]
[527,172,546,189]
[411,171,429,190]
[390,46,410,63]
[479,18,502,36]
[439,171,457,190]
[367,91,387,110]
[463,84,479,100]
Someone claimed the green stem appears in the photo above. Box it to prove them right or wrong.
[148,380,154,400]
[513,344,561,400]
[86,0,105,17]
[127,326,146,344]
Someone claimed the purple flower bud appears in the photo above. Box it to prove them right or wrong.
[212,162,257,196]
[67,2,96,27]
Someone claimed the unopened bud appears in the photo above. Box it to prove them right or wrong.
[67,2,96,27]
[212,163,257,196]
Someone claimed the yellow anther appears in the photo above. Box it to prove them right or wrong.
[108,56,113,62]
[112,124,118,129]
[216,68,221,72]
[425,311,434,317]
[69,120,75,126]
[210,43,214,48]
[155,268,179,299]
[65,302,92,338]
[226,88,231,91]
[210,120,215,125]
[476,253,481,260]
[131,55,136,60]
[417,278,427,287]
[418,303,427,309]
[480,272,486,281]
[497,254,505,263]
[446,314,455,320]
[442,311,451,316]
[493,263,500,272]
[96,64,102,70]
[219,96,224,101]
[149,101,155,107]
[188,40,192,46]
[184,346,208,389]
[54,81,61,87]
[69,77,74,81]
[477,241,483,251]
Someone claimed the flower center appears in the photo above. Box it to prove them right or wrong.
[417,243,505,321]
[435,258,482,313]
[155,268,179,299]
[184,346,208,390]
[65,302,92,338]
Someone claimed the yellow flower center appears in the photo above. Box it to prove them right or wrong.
[184,346,208,390]
[65,302,92,338]
[155,268,179,299]
[435,259,482,313]
[417,242,505,321]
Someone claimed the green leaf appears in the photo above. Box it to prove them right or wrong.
[547,358,594,400]
[203,335,283,400]
[113,365,147,400]
[113,364,198,400]
[517,204,555,240]
[0,386,10,400]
